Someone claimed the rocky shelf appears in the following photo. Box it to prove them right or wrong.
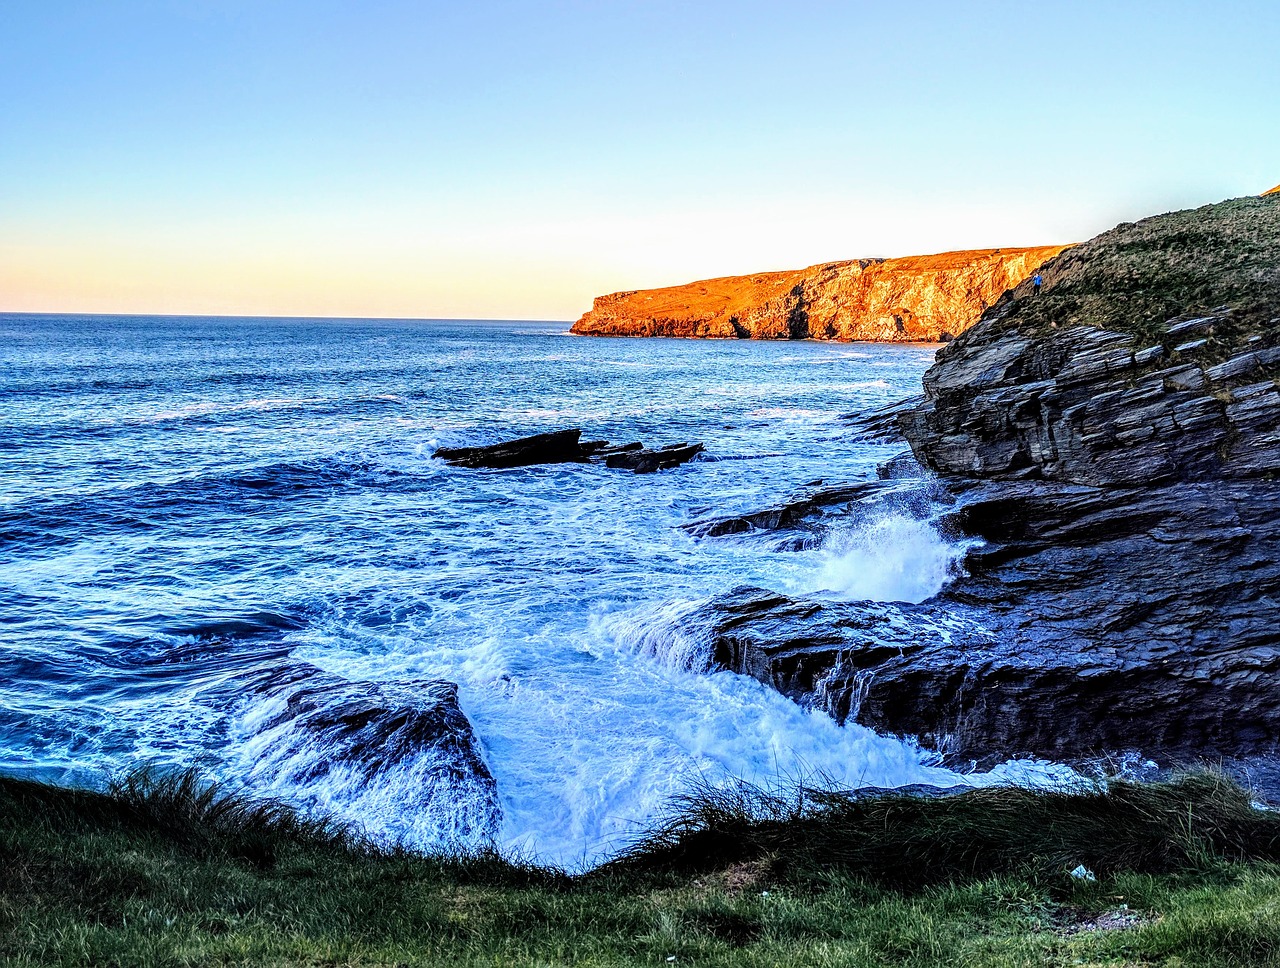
[680,191,1280,769]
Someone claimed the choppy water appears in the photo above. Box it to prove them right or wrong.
[0,314,1069,867]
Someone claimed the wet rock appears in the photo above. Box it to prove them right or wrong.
[688,196,1280,766]
[436,429,704,473]
[682,460,941,548]
[876,451,925,480]
[841,395,923,443]
[434,429,591,468]
[589,441,644,457]
[605,442,705,473]
[246,664,492,783]
[681,481,1280,766]
[683,481,886,538]
[237,663,501,839]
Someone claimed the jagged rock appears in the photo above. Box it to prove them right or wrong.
[682,478,934,541]
[688,194,1280,766]
[678,470,1280,765]
[841,395,925,443]
[246,664,495,785]
[571,247,1067,342]
[898,309,1280,487]
[236,663,501,840]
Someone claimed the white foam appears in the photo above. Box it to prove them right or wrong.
[250,501,1058,871]
[807,513,966,603]
[597,598,717,672]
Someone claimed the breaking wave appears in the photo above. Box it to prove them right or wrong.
[810,513,968,603]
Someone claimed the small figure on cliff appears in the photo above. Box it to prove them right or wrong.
[1033,273,1043,296]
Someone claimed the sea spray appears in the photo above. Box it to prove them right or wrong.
[808,512,968,603]
[595,598,718,672]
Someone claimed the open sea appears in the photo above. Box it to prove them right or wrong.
[0,314,1069,868]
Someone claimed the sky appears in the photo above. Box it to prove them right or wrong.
[2,1,1278,321]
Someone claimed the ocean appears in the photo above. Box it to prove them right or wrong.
[0,314,1068,868]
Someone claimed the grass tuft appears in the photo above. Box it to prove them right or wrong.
[596,771,1280,889]
[106,765,354,866]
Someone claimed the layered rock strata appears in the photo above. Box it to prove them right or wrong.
[572,247,1067,342]
[681,194,1280,766]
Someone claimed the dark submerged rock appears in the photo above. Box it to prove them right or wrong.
[605,442,705,473]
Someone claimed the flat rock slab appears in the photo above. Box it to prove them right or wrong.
[436,428,704,473]
[434,429,590,469]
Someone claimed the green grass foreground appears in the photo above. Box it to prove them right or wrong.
[3,769,1280,966]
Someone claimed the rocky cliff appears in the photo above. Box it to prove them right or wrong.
[676,193,1280,769]
[572,247,1067,342]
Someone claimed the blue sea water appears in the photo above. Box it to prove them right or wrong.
[0,314,1068,867]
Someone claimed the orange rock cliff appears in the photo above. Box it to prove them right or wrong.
[571,246,1069,342]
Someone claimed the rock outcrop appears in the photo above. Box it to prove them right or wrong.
[681,194,1280,767]
[572,247,1067,342]
[435,429,703,472]
[235,663,502,842]
[435,429,591,469]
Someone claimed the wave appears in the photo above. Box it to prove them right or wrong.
[0,452,436,553]
[806,513,969,603]
[695,452,784,463]
[1,394,410,449]
[596,599,718,673]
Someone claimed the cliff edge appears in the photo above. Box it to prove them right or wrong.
[572,246,1067,342]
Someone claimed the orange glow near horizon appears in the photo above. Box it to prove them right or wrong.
[2,198,1093,322]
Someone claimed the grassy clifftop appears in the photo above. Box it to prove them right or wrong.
[5,769,1280,966]
[983,193,1280,349]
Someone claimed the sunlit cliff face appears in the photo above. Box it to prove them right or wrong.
[571,246,1068,342]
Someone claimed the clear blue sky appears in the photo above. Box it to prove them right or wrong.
[2,0,1277,319]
